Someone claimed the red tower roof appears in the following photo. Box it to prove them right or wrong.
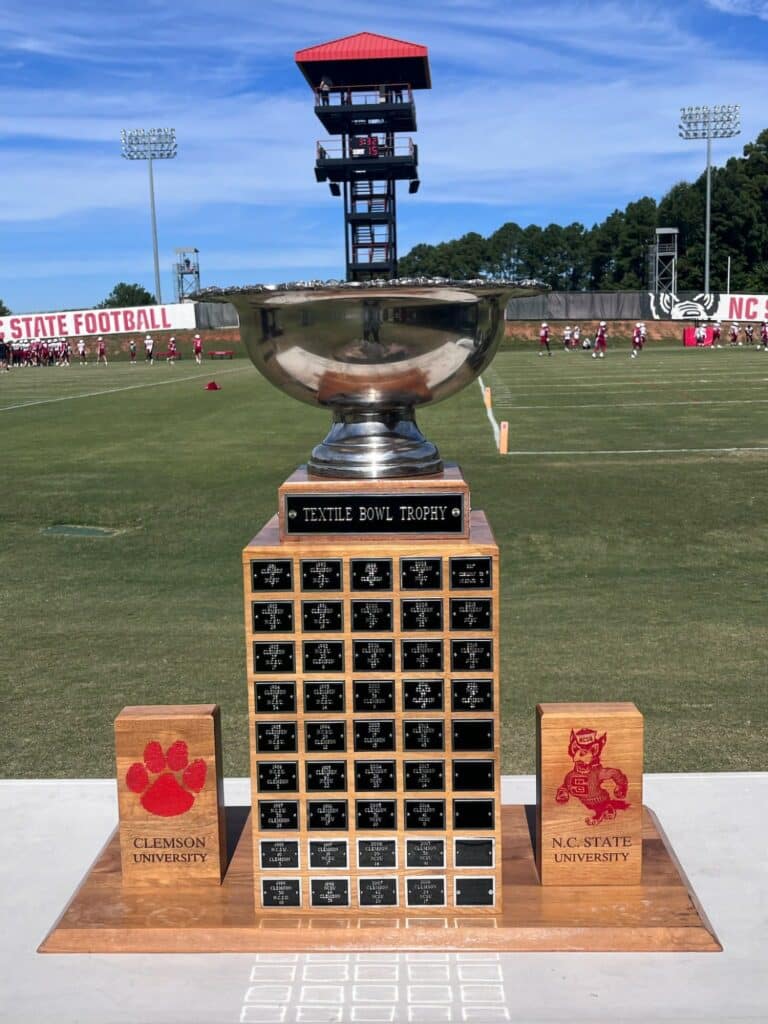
[295,32,431,89]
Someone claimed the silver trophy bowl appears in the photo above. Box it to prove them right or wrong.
[201,282,513,479]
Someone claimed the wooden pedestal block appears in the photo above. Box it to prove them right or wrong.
[115,705,227,887]
[536,702,643,886]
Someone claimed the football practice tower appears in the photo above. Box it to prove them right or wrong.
[296,32,431,281]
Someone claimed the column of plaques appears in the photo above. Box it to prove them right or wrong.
[244,516,502,912]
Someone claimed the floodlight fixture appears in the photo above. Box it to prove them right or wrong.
[678,104,740,291]
[121,128,178,303]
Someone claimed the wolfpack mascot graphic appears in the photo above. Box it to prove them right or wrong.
[647,290,720,320]
[555,728,630,826]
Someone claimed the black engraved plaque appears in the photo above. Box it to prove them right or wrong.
[451,639,493,672]
[452,759,495,791]
[403,720,444,751]
[451,678,493,712]
[310,878,349,907]
[456,877,495,906]
[357,838,397,868]
[285,494,464,536]
[305,721,346,752]
[309,840,348,869]
[401,599,443,632]
[403,678,444,711]
[453,798,495,829]
[308,799,348,831]
[257,761,298,793]
[401,640,443,672]
[353,719,395,752]
[251,559,292,593]
[258,800,299,831]
[350,559,393,591]
[252,601,294,633]
[406,838,445,869]
[400,558,442,590]
[300,559,342,592]
[351,600,393,632]
[455,838,495,868]
[354,760,396,792]
[255,681,296,714]
[452,719,494,752]
[356,799,397,830]
[303,640,344,673]
[305,761,347,792]
[405,799,446,830]
[353,680,395,713]
[450,557,492,589]
[304,680,345,713]
[260,839,299,870]
[359,877,398,907]
[262,878,300,907]
[302,600,343,632]
[253,641,295,674]
[404,760,445,791]
[353,640,394,672]
[406,877,445,907]
[256,721,297,753]
[450,598,492,631]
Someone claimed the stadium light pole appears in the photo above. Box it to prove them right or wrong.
[678,104,740,293]
[120,128,178,304]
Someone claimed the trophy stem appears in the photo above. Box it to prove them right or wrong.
[308,408,443,480]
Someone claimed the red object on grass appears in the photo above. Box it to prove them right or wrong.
[205,381,221,390]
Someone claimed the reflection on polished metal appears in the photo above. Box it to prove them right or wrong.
[201,281,513,478]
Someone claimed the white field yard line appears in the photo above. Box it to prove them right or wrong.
[479,372,501,444]
[492,397,768,411]
[493,385,768,402]
[504,446,768,456]
[0,365,250,412]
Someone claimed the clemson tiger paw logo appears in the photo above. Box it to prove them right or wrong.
[126,740,206,817]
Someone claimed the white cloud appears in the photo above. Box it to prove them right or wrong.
[704,1,768,18]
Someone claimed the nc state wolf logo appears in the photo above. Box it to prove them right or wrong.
[555,728,629,826]
[647,290,719,320]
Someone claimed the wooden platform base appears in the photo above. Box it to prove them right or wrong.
[39,805,720,953]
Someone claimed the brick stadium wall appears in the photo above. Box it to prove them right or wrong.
[504,321,684,344]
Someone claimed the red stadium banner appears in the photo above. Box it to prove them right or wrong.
[0,303,196,342]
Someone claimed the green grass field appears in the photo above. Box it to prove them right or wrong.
[2,344,767,778]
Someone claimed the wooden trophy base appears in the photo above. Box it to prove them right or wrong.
[39,803,720,954]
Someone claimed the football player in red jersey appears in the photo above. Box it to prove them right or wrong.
[631,322,642,358]
[97,336,108,366]
[712,320,722,347]
[193,333,203,365]
[759,322,768,350]
[168,336,178,366]
[538,322,552,357]
[592,321,607,359]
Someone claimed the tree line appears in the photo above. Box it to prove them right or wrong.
[398,128,768,293]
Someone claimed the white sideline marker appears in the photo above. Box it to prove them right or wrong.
[504,446,768,457]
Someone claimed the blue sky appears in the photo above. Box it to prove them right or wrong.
[1,0,767,312]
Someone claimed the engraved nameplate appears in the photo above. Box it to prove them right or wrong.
[452,720,494,752]
[406,838,445,868]
[353,639,394,672]
[450,598,492,631]
[400,557,442,590]
[359,877,398,906]
[401,640,443,672]
[302,600,343,632]
[304,680,345,713]
[351,559,393,591]
[403,720,444,751]
[452,759,495,791]
[255,681,296,714]
[305,721,346,752]
[403,678,443,711]
[303,640,344,673]
[451,639,493,672]
[257,761,298,792]
[351,600,393,632]
[252,601,294,633]
[356,799,397,830]
[405,799,446,830]
[354,760,396,791]
[451,678,494,711]
[256,722,297,753]
[285,494,464,536]
[260,839,299,870]
[354,719,395,752]
[262,878,300,907]
[453,798,495,829]
[258,800,299,831]
[305,761,347,792]
[253,641,295,674]
[404,760,445,791]
[307,800,348,831]
[357,838,397,868]
[401,599,443,632]
[251,559,292,592]
[301,559,342,591]
[310,878,349,907]
[450,557,492,589]
[353,680,395,712]
[309,839,348,869]
[406,877,445,907]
